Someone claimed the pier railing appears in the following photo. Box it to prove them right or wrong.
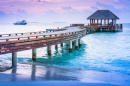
[0,29,66,37]
[0,29,86,55]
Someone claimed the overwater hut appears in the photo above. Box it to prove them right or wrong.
[86,10,122,32]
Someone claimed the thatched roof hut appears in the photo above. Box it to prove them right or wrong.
[87,10,119,20]
[87,10,119,26]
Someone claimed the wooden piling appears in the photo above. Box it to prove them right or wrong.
[12,52,17,67]
[72,41,75,46]
[75,39,78,50]
[55,45,58,50]
[78,39,82,48]
[47,46,51,56]
[69,41,72,52]
[61,43,63,47]
[32,49,36,61]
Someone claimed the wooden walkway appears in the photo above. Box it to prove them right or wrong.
[0,24,123,67]
[0,27,86,55]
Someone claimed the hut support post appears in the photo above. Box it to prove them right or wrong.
[12,52,17,67]
[69,41,72,52]
[97,19,98,25]
[32,49,36,61]
[75,39,78,50]
[55,45,58,50]
[104,19,106,26]
[112,19,113,26]
[79,39,82,48]
[47,46,51,56]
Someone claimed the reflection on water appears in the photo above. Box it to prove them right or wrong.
[5,64,78,81]
[11,67,17,81]
[1,64,130,86]
[31,65,36,81]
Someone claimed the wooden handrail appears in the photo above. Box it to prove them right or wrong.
[0,29,85,42]
[0,32,85,54]
[0,29,66,37]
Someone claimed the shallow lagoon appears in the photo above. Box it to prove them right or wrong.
[0,23,130,86]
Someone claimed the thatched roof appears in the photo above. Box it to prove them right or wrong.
[87,10,119,20]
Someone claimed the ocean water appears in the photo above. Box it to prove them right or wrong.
[0,23,130,85]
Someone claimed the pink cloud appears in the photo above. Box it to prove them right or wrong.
[0,0,129,14]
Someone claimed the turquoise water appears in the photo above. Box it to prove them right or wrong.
[0,23,130,75]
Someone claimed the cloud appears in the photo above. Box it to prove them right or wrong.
[0,11,6,16]
[62,6,72,10]
[91,6,98,10]
[0,0,130,23]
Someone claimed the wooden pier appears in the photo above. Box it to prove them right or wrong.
[0,27,87,67]
[0,10,123,68]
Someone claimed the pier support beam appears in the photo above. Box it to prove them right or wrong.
[12,52,17,67]
[61,43,63,47]
[75,39,78,50]
[47,46,51,56]
[32,49,36,61]
[78,39,82,48]
[55,45,58,50]
[69,41,72,52]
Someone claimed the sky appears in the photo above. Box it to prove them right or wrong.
[0,0,130,23]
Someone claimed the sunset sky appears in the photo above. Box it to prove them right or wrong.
[0,0,130,23]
